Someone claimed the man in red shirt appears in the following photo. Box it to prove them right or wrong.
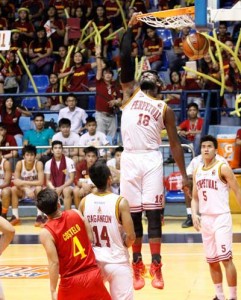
[73,146,98,208]
[37,188,111,300]
[177,102,204,156]
[0,122,18,165]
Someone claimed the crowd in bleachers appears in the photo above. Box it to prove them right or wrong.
[0,0,241,225]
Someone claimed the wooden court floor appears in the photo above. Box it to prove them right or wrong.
[1,215,241,300]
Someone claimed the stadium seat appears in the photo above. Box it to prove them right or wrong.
[21,98,40,110]
[19,116,32,132]
[156,29,173,50]
[88,95,96,110]
[27,75,50,93]
[106,135,113,145]
[160,50,169,71]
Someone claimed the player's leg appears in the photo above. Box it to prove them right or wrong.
[216,213,237,300]
[10,186,23,225]
[120,152,143,289]
[1,187,11,219]
[182,176,193,228]
[142,151,164,289]
[62,186,74,210]
[103,263,133,300]
[202,215,225,300]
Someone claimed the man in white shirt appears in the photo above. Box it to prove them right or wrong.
[107,146,123,195]
[44,141,76,210]
[79,116,110,158]
[52,118,80,163]
[58,93,88,134]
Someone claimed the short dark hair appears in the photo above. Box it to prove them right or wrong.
[22,144,37,156]
[52,140,63,148]
[86,116,96,124]
[34,112,45,120]
[102,67,114,76]
[67,93,77,100]
[0,122,7,130]
[200,135,218,149]
[36,188,58,215]
[84,146,98,157]
[114,146,124,154]
[187,102,199,111]
[89,162,111,190]
[59,118,71,127]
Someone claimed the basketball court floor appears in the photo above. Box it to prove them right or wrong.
[1,215,241,300]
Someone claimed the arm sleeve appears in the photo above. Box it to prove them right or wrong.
[120,27,135,83]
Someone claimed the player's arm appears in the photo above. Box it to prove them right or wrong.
[0,160,12,189]
[119,198,136,247]
[0,217,15,255]
[74,208,94,244]
[40,229,59,300]
[120,13,139,105]
[164,106,190,191]
[221,163,241,207]
[191,170,201,231]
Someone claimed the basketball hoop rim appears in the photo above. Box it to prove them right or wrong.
[136,6,195,20]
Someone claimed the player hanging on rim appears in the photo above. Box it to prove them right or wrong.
[119,12,190,290]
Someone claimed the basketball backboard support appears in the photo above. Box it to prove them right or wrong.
[209,1,241,22]
[195,0,220,30]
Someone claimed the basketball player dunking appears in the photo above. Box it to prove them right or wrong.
[119,13,190,290]
[192,135,241,300]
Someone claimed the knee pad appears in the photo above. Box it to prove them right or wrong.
[131,212,143,238]
[146,210,162,238]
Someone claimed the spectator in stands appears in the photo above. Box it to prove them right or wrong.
[48,0,70,19]
[73,146,98,208]
[12,8,35,44]
[79,116,110,159]
[58,93,88,134]
[41,5,65,52]
[125,0,147,13]
[90,5,113,58]
[107,146,123,195]
[177,102,203,155]
[44,140,75,210]
[0,60,4,94]
[52,118,80,163]
[1,51,22,94]
[20,0,45,27]
[0,97,32,139]
[10,145,44,226]
[9,29,28,57]
[0,122,18,165]
[0,7,8,30]
[24,113,54,162]
[0,0,15,24]
[171,27,190,71]
[217,21,232,43]
[103,0,121,30]
[58,51,96,109]
[53,45,68,74]
[143,27,163,72]
[165,70,183,124]
[70,1,92,20]
[96,49,122,140]
[45,73,65,110]
[28,26,54,76]
[0,150,12,219]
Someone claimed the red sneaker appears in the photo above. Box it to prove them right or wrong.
[132,260,146,290]
[9,215,21,226]
[149,261,164,289]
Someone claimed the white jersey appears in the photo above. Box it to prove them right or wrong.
[121,88,167,151]
[79,131,109,157]
[187,154,228,176]
[52,132,80,156]
[195,161,230,215]
[0,158,6,186]
[21,160,38,181]
[84,193,129,264]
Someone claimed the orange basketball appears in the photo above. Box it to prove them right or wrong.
[182,32,209,60]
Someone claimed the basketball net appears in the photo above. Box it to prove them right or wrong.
[137,14,194,29]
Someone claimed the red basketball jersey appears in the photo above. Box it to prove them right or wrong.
[44,210,97,278]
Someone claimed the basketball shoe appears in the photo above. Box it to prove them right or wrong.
[9,215,21,226]
[132,259,146,290]
[149,260,164,289]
